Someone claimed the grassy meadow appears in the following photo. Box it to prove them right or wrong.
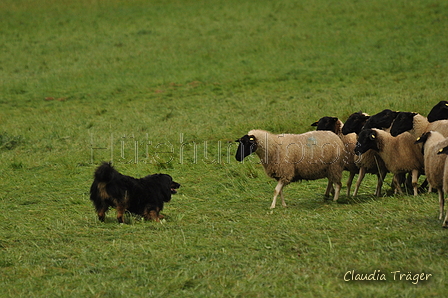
[1,0,448,296]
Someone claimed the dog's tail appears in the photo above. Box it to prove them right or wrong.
[94,162,117,183]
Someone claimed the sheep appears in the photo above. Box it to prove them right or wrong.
[355,128,424,196]
[342,112,389,197]
[390,112,448,138]
[415,131,448,220]
[235,129,345,208]
[342,111,370,135]
[311,116,358,196]
[427,100,448,123]
[363,109,399,132]
[437,145,448,228]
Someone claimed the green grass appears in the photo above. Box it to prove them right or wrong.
[1,0,448,296]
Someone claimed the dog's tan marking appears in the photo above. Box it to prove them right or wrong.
[97,182,110,200]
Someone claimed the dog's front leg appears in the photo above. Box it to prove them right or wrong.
[116,205,126,223]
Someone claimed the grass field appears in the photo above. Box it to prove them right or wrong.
[1,0,448,296]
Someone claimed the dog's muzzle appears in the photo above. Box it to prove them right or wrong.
[171,182,181,194]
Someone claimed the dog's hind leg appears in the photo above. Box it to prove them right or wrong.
[143,207,160,222]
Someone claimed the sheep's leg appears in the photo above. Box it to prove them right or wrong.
[271,181,284,209]
[280,189,287,207]
[375,168,387,197]
[324,181,333,198]
[443,209,448,228]
[346,171,356,197]
[411,169,419,196]
[393,174,404,195]
[333,181,342,202]
[438,189,444,220]
[353,167,366,197]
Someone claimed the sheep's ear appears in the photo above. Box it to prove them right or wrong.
[311,121,318,126]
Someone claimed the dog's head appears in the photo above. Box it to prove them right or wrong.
[150,174,180,202]
[170,179,181,195]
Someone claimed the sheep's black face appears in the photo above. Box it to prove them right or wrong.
[363,109,398,130]
[437,145,448,156]
[415,132,431,145]
[311,116,338,132]
[389,112,417,137]
[428,101,448,123]
[354,129,378,155]
[235,135,257,162]
[342,112,369,135]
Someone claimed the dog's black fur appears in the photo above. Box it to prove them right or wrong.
[90,162,180,223]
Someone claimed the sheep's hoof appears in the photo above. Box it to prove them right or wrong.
[443,222,448,229]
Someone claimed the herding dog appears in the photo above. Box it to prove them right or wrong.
[90,162,180,223]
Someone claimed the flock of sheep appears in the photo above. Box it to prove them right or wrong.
[235,101,448,228]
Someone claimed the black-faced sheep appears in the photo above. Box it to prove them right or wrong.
[390,112,448,138]
[235,129,345,208]
[437,145,448,227]
[363,109,399,132]
[415,131,448,220]
[311,116,358,196]
[342,112,388,197]
[427,100,448,123]
[355,129,424,196]
[341,111,370,135]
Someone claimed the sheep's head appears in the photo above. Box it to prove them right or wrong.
[437,145,448,156]
[235,135,257,162]
[342,112,369,135]
[311,116,339,133]
[415,132,432,155]
[414,132,431,145]
[428,101,448,123]
[354,129,379,155]
[363,109,399,130]
[389,112,417,137]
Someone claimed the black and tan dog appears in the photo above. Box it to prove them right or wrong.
[90,162,180,223]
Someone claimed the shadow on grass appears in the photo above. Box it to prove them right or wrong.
[337,194,379,205]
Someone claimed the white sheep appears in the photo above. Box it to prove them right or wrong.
[390,112,448,138]
[342,112,389,197]
[235,129,345,208]
[355,129,424,196]
[416,131,448,220]
[311,116,359,196]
